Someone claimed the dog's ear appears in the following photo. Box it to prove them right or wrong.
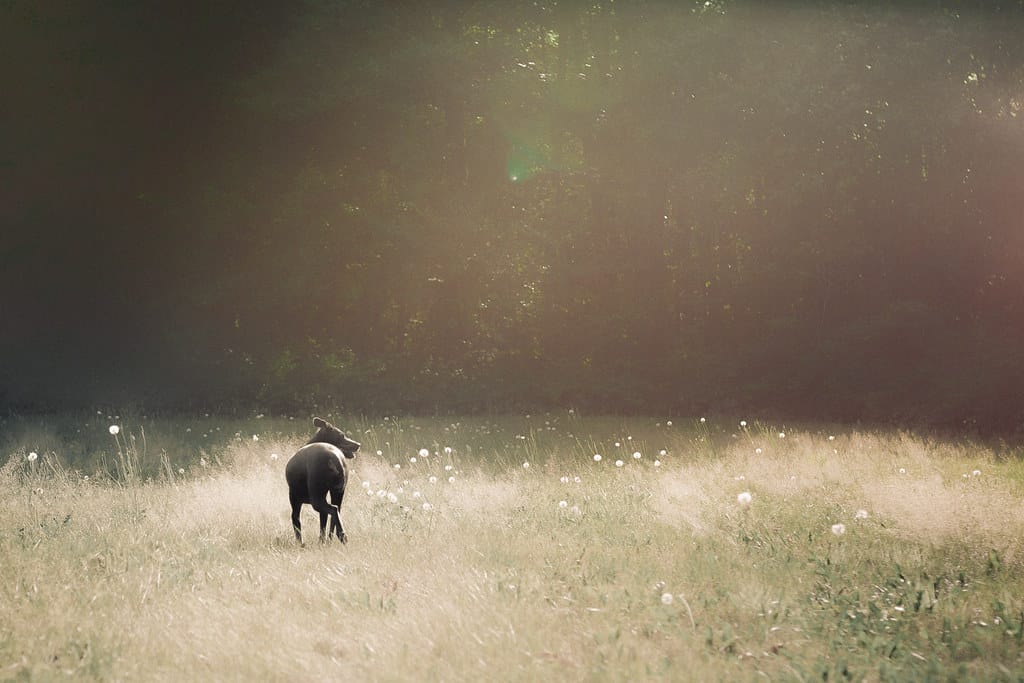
[313,417,327,429]
[342,450,356,460]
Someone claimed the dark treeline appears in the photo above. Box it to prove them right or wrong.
[3,1,1023,432]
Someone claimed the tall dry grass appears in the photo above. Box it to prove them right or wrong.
[1,415,1022,680]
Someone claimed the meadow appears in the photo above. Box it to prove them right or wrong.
[2,413,1023,681]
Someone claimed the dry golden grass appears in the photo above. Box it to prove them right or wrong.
[2,416,1022,681]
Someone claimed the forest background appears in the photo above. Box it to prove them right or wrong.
[3,1,1023,433]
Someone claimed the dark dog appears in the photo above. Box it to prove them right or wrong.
[285,417,361,544]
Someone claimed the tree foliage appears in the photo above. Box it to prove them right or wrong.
[3,1,1023,431]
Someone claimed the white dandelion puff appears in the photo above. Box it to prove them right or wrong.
[108,425,120,435]
[558,500,568,509]
[418,448,429,457]
[178,468,185,475]
[737,491,752,506]
[666,420,673,426]
[422,502,433,511]
[429,476,437,484]
[899,467,906,475]
[659,449,667,456]
[445,464,453,472]
[270,453,279,461]
[560,476,569,484]
[972,469,981,477]
[361,481,371,489]
[632,451,642,460]
[376,449,383,456]
[654,460,661,467]
[700,417,706,423]
[409,457,417,463]
[831,523,846,536]
[523,462,530,469]
[661,592,674,605]
[28,451,38,462]
[444,446,452,454]
[593,454,602,462]
[778,432,785,439]
[855,509,869,520]
[615,460,624,468]
[448,476,455,483]
[740,420,747,427]
[393,463,401,470]
[755,447,763,455]
[387,492,398,504]
[573,475,581,483]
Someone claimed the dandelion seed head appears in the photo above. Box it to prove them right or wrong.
[429,476,437,483]
[422,502,433,511]
[972,469,981,477]
[270,453,279,461]
[376,449,383,456]
[109,425,120,435]
[614,441,621,448]
[448,476,455,483]
[523,462,530,469]
[409,457,417,463]
[393,463,401,470]
[661,592,674,605]
[855,509,869,520]
[659,449,667,456]
[654,460,661,467]
[737,491,752,506]
[615,460,624,468]
[831,523,846,536]
[755,447,763,455]
[178,468,185,475]
[828,435,836,441]
[560,476,569,484]
[899,467,906,475]
[573,475,581,483]
[558,500,568,508]
[418,448,429,457]
[593,454,602,462]
[27,451,38,462]
[778,432,785,439]
[445,464,453,472]
[740,420,747,427]
[666,420,673,426]
[387,492,398,503]
[700,417,706,423]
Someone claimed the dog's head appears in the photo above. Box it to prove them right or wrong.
[310,417,360,459]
